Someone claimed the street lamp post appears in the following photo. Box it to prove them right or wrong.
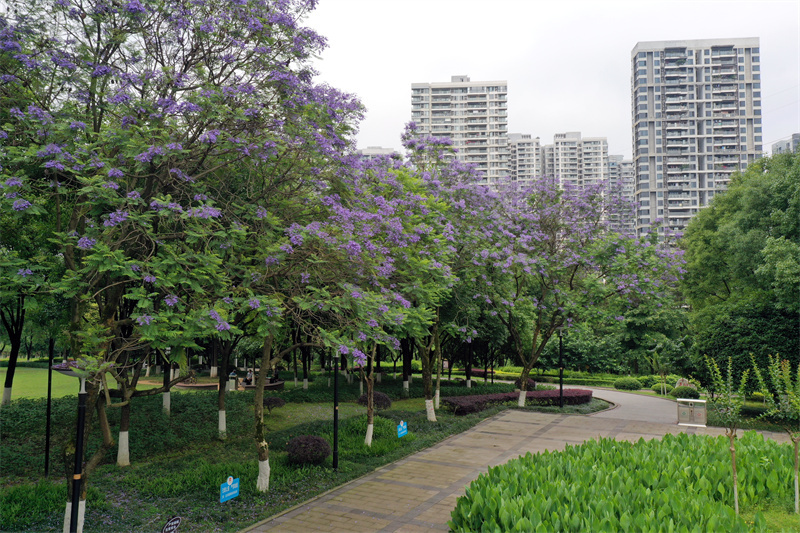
[52,363,87,533]
[558,327,564,409]
[332,352,339,471]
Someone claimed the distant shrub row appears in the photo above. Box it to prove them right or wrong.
[442,389,593,416]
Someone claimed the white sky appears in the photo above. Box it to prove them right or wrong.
[305,0,800,159]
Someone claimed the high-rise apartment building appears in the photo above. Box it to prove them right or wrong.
[508,133,541,182]
[609,154,636,235]
[411,75,509,182]
[631,38,763,236]
[541,132,609,189]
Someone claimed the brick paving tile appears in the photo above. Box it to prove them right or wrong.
[377,462,472,488]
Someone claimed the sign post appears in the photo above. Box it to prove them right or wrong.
[220,476,240,503]
[397,420,408,438]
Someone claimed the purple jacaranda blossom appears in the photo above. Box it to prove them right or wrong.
[104,210,128,227]
[17,268,33,277]
[300,272,310,283]
[198,129,220,143]
[130,264,141,272]
[352,349,367,366]
[367,319,378,328]
[209,309,221,322]
[70,121,86,131]
[102,181,119,190]
[215,321,231,331]
[108,168,124,179]
[280,244,293,254]
[187,205,221,218]
[127,191,141,199]
[223,297,233,304]
[338,345,349,355]
[77,236,95,249]
[125,0,146,13]
[344,241,361,256]
[357,331,367,341]
[256,206,268,219]
[165,294,179,307]
[143,274,156,283]
[136,315,153,326]
[248,298,260,309]
[193,194,207,201]
[44,161,65,171]
[4,177,22,187]
[351,290,361,299]
[12,199,31,211]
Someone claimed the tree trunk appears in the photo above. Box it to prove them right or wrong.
[465,342,473,388]
[217,339,229,440]
[0,295,26,406]
[416,333,437,422]
[162,351,171,415]
[365,345,375,446]
[254,335,273,492]
[434,326,442,409]
[401,338,412,397]
[728,431,739,514]
[116,402,131,467]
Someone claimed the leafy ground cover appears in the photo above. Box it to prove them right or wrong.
[0,376,541,532]
[450,432,798,532]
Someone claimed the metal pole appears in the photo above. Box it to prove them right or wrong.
[45,348,54,477]
[333,353,339,471]
[559,329,564,409]
[70,377,87,533]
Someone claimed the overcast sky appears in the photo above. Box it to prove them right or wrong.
[305,0,800,159]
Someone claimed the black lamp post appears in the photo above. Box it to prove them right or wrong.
[558,326,564,409]
[332,352,339,471]
[52,363,87,533]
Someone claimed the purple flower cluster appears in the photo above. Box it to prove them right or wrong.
[77,236,96,249]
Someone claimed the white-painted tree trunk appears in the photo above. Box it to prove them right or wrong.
[359,381,363,395]
[198,355,203,366]
[303,378,308,390]
[162,391,170,415]
[409,374,412,384]
[425,399,437,422]
[63,499,86,533]
[145,365,150,377]
[365,423,374,446]
[347,372,352,384]
[518,390,526,407]
[218,410,226,439]
[466,379,472,389]
[2,387,11,405]
[234,357,238,369]
[403,380,409,395]
[434,389,440,409]
[294,376,298,387]
[117,430,130,467]
[256,458,271,492]
[210,365,218,378]
[376,373,382,383]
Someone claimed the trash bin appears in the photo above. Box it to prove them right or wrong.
[677,398,707,427]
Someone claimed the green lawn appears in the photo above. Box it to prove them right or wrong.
[0,367,159,402]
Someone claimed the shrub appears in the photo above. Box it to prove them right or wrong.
[470,369,494,378]
[514,377,536,390]
[670,385,700,399]
[286,435,331,466]
[357,391,392,410]
[747,391,765,402]
[652,383,674,395]
[638,375,657,388]
[263,396,286,414]
[613,377,642,391]
[442,389,592,416]
[449,432,783,532]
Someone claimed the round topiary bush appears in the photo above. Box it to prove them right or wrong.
[514,377,536,390]
[670,386,700,399]
[651,383,674,395]
[286,435,331,466]
[263,395,286,414]
[613,377,642,391]
[638,375,657,388]
[357,391,392,410]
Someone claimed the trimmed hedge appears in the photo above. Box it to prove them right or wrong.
[442,389,593,416]
[357,391,392,410]
[652,383,674,395]
[670,386,701,399]
[263,396,286,413]
[614,377,642,391]
[286,435,331,465]
[514,377,537,390]
[470,369,494,378]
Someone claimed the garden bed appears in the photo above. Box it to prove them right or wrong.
[442,389,593,415]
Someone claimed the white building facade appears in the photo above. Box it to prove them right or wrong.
[508,133,541,182]
[631,38,763,236]
[541,132,609,189]
[411,75,509,182]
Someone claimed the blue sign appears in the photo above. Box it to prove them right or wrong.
[397,420,408,438]
[220,476,239,503]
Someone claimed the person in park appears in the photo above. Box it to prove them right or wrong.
[244,369,254,386]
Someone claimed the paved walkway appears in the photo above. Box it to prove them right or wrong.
[241,389,789,533]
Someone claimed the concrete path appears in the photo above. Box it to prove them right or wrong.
[241,390,789,533]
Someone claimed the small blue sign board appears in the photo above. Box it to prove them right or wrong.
[220,476,239,503]
[397,420,408,438]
